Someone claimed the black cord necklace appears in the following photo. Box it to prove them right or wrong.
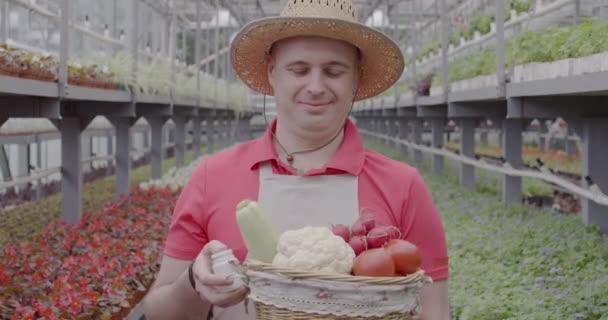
[263,95,355,171]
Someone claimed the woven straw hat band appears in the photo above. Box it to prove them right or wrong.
[282,0,357,21]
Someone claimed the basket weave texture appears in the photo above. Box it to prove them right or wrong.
[254,303,415,320]
[243,261,429,320]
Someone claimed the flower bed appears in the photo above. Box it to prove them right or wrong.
[0,45,56,82]
[0,45,121,90]
[0,185,178,319]
[0,154,201,319]
[0,150,194,247]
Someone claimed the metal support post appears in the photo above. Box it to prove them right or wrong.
[539,121,547,151]
[398,118,410,156]
[216,117,223,149]
[207,115,216,153]
[495,0,506,94]
[439,0,449,100]
[411,119,423,169]
[373,110,382,140]
[106,129,114,175]
[431,118,444,173]
[174,115,186,167]
[383,111,392,144]
[193,117,202,158]
[411,1,419,86]
[129,0,139,93]
[194,0,202,163]
[502,118,523,204]
[147,117,166,179]
[1,0,9,44]
[60,117,86,224]
[390,119,399,149]
[81,134,92,173]
[15,144,30,191]
[58,0,70,98]
[220,117,227,148]
[581,118,608,234]
[35,135,43,199]
[143,128,150,151]
[225,117,231,147]
[460,119,476,188]
[110,117,132,198]
[0,144,10,182]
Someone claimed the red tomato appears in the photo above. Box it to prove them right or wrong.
[384,239,422,275]
[352,248,396,277]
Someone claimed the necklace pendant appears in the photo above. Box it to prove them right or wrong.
[286,154,294,163]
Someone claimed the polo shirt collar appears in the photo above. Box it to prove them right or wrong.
[248,117,365,176]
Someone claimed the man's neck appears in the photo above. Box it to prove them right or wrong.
[273,121,345,174]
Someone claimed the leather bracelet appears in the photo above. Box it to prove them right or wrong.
[188,261,197,291]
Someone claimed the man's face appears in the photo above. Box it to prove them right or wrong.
[267,36,360,134]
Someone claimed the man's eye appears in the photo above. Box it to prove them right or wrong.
[290,68,308,75]
[326,69,345,77]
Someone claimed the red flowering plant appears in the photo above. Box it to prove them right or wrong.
[0,185,180,319]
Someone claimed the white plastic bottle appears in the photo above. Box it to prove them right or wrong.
[211,249,247,292]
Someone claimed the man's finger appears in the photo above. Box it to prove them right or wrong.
[198,273,234,286]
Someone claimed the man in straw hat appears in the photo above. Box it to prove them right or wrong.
[144,0,450,319]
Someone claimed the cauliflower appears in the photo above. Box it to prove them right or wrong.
[272,226,355,274]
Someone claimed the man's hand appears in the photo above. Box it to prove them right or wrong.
[418,280,451,320]
[191,240,249,307]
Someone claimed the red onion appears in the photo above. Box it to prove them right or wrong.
[331,224,350,243]
[351,219,367,236]
[366,227,389,248]
[348,235,368,256]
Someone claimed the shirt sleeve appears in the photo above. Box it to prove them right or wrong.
[162,159,210,261]
[400,169,449,281]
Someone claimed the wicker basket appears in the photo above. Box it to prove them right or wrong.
[243,260,430,320]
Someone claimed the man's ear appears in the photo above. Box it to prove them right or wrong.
[266,54,276,87]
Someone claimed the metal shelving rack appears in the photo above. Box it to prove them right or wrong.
[352,0,608,234]
[0,0,257,224]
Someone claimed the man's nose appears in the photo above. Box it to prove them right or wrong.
[306,70,326,96]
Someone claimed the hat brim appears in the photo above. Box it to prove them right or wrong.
[230,16,405,101]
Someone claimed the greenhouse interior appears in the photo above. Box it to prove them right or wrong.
[0,0,607,319]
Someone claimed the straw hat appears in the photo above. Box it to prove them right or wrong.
[230,0,405,101]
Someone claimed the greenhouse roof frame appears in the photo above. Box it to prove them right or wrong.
[168,0,455,31]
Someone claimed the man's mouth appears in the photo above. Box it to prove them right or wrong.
[299,102,331,107]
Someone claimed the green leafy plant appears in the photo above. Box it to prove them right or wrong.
[132,59,171,96]
[511,0,531,14]
[429,19,608,86]
[365,139,608,319]
[77,51,136,91]
[417,39,441,62]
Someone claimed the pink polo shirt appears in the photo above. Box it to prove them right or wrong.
[163,118,449,281]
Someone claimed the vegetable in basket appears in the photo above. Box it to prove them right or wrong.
[332,213,424,277]
[235,199,280,264]
[272,226,356,274]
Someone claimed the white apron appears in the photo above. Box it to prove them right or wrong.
[211,162,360,320]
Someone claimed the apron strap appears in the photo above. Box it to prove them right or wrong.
[259,161,273,179]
